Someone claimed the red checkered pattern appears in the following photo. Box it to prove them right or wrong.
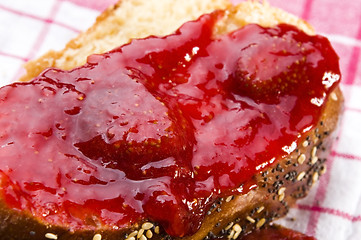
[0,0,360,239]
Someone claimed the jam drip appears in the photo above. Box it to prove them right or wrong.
[0,11,340,236]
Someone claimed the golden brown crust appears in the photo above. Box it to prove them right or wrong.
[214,0,314,36]
[19,0,231,82]
[19,0,313,83]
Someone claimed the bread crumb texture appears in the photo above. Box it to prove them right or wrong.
[20,0,314,83]
[20,0,229,82]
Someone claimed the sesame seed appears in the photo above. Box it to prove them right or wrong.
[154,226,160,234]
[257,206,265,213]
[126,237,135,240]
[142,222,154,230]
[297,154,306,164]
[302,140,309,147]
[256,218,266,228]
[232,224,242,232]
[45,233,58,240]
[278,187,286,196]
[128,231,138,238]
[225,195,233,202]
[312,172,319,183]
[246,216,256,223]
[139,235,147,240]
[297,171,306,181]
[311,146,317,157]
[225,222,234,230]
[311,156,318,165]
[146,230,153,238]
[233,229,242,239]
[228,230,235,239]
[137,229,145,239]
[278,192,285,202]
[93,234,102,240]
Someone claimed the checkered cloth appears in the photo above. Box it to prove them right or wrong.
[0,0,360,239]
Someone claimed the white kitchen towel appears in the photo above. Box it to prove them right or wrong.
[0,0,360,239]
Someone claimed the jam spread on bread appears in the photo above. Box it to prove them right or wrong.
[0,12,340,236]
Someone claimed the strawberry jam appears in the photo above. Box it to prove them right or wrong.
[0,11,340,236]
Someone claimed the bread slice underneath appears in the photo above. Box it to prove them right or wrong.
[2,0,343,240]
[19,0,313,83]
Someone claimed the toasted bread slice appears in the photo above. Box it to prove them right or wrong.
[1,1,343,240]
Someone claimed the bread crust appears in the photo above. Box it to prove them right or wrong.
[20,0,313,83]
[2,0,343,239]
[19,0,231,82]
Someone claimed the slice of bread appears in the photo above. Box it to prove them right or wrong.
[19,0,313,83]
[19,0,230,82]
[1,0,343,240]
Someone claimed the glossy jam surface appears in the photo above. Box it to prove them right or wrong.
[0,12,340,236]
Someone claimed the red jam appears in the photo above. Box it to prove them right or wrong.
[0,11,340,236]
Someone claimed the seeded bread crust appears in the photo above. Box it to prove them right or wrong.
[3,0,343,240]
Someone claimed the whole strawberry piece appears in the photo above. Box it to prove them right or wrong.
[234,24,339,103]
